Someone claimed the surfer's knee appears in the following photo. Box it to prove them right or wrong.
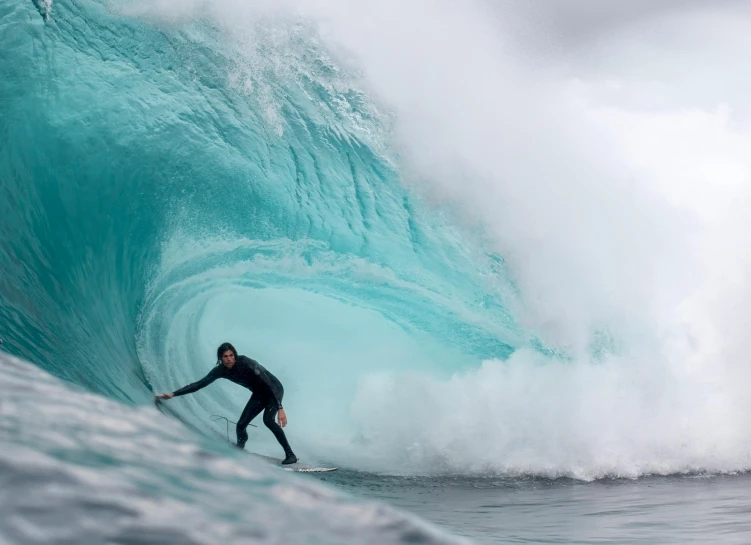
[262,410,277,429]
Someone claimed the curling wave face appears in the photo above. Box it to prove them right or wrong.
[4,0,751,484]
[0,0,515,474]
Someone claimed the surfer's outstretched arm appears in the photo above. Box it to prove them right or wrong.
[156,366,222,400]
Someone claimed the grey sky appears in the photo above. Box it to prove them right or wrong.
[517,0,751,40]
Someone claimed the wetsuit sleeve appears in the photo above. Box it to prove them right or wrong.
[172,366,222,397]
[252,361,284,410]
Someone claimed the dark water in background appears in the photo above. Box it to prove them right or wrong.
[324,471,751,544]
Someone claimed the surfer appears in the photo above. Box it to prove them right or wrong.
[155,342,298,465]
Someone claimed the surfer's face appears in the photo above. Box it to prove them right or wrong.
[221,350,236,368]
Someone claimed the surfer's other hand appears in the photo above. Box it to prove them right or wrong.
[277,408,287,428]
[155,393,174,400]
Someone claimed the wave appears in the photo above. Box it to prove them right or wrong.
[2,0,751,485]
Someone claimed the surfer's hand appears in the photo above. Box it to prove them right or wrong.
[155,393,174,400]
[277,409,287,428]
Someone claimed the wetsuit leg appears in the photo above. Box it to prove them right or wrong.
[236,395,265,448]
[263,403,294,456]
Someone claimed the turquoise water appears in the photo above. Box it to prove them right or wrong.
[4,0,751,543]
[0,0,515,451]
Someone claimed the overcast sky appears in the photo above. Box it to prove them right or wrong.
[503,0,751,44]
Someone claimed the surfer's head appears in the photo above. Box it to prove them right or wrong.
[217,342,237,367]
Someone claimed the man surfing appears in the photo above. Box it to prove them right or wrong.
[155,342,298,465]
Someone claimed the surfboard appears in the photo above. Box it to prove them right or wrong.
[251,452,339,473]
[285,466,339,473]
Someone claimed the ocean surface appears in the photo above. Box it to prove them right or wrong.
[3,0,751,543]
[328,471,751,544]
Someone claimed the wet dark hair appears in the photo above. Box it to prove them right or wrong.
[216,342,238,363]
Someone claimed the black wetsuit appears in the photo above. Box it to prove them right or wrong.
[172,355,294,456]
